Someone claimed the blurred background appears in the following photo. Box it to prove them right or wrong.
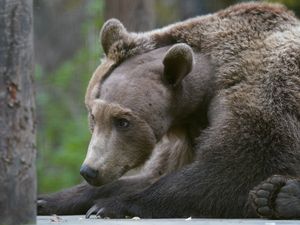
[35,0,300,194]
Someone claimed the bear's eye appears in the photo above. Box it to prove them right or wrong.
[114,118,130,129]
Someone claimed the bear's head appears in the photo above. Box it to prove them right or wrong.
[80,19,212,186]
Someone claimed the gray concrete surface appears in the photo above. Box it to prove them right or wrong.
[37,216,300,225]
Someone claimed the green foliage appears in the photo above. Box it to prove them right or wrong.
[266,0,300,16]
[155,0,179,27]
[36,0,103,194]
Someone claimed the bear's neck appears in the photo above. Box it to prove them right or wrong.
[171,52,215,137]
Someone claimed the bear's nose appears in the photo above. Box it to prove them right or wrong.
[80,164,98,181]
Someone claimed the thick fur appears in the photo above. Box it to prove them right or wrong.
[38,46,211,215]
[85,2,300,218]
[39,2,300,218]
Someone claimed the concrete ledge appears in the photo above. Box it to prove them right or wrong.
[37,216,300,225]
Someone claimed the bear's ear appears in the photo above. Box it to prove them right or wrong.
[162,43,194,87]
[100,19,128,55]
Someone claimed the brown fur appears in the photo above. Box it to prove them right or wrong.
[141,127,194,179]
[100,2,298,63]
[85,58,115,108]
[37,45,212,215]
[39,2,300,218]
[83,45,212,185]
[84,2,300,218]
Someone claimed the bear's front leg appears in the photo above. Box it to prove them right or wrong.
[38,182,98,215]
[38,176,153,215]
[85,164,204,219]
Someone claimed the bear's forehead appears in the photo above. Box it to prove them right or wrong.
[99,71,169,116]
[91,99,132,119]
[92,47,172,121]
[85,46,172,108]
[108,45,172,76]
[98,46,172,102]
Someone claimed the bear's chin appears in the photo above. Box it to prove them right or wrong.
[87,180,102,186]
[85,174,120,187]
[84,177,107,187]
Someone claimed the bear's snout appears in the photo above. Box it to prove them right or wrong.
[80,164,98,183]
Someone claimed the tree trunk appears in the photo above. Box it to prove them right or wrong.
[104,0,155,32]
[0,0,36,225]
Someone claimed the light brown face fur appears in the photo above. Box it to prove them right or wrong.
[82,46,185,186]
[83,99,156,186]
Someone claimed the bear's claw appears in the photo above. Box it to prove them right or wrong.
[86,198,133,219]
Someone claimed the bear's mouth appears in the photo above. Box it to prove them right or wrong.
[83,165,132,187]
[85,178,102,186]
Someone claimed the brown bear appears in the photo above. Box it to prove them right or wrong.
[39,2,300,219]
[38,45,212,215]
